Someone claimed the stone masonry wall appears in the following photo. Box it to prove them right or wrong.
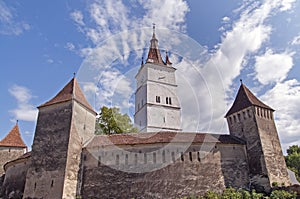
[0,147,25,175]
[80,142,249,198]
[227,106,270,191]
[255,107,290,186]
[1,158,30,198]
[23,102,73,199]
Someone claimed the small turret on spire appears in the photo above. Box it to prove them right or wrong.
[165,51,172,65]
[141,56,144,66]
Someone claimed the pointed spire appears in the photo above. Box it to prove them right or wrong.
[225,82,273,117]
[165,51,172,65]
[38,77,94,112]
[0,123,26,148]
[141,56,144,66]
[146,23,164,65]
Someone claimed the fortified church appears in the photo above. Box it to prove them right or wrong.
[0,27,292,198]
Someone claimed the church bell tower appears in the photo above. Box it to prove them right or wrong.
[134,25,181,132]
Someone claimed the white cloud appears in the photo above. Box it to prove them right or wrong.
[291,34,300,45]
[254,49,295,85]
[278,0,296,11]
[65,42,75,51]
[9,85,38,122]
[261,79,300,152]
[70,10,85,26]
[74,0,298,137]
[0,0,30,35]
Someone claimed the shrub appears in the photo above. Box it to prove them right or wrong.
[270,190,296,199]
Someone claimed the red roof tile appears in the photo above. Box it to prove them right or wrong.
[85,132,244,148]
[225,83,273,117]
[39,78,94,112]
[0,124,26,148]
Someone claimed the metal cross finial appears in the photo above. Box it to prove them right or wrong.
[73,72,76,78]
[153,23,156,32]
[141,56,144,65]
[240,79,243,84]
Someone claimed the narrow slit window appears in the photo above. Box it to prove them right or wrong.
[180,152,184,161]
[162,150,166,163]
[153,152,156,164]
[125,154,128,165]
[169,97,172,105]
[144,153,147,164]
[171,151,175,162]
[98,156,101,167]
[135,154,138,165]
[189,152,193,161]
[116,154,119,165]
[166,97,169,104]
[197,152,201,162]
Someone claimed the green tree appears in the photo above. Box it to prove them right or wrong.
[95,106,138,135]
[285,145,300,182]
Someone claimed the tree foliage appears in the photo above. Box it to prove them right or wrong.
[181,188,296,199]
[95,106,138,135]
[285,145,300,182]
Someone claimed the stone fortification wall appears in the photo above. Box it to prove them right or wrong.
[227,106,290,191]
[1,154,30,198]
[80,142,249,198]
[0,147,25,175]
[23,102,73,199]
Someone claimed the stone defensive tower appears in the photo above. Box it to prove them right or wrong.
[23,78,96,199]
[0,123,27,175]
[134,25,181,132]
[225,82,290,191]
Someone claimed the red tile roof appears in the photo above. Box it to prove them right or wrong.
[38,78,94,112]
[225,83,273,117]
[0,124,27,148]
[85,132,244,148]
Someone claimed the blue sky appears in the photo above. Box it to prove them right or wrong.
[1,0,300,153]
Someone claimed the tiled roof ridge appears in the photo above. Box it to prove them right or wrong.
[85,132,244,148]
[0,123,27,148]
[38,78,94,112]
[225,83,273,117]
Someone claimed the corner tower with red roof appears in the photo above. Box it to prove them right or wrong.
[134,25,181,132]
[23,77,96,199]
[0,123,27,175]
[225,82,290,191]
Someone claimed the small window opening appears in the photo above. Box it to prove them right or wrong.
[163,117,166,123]
[189,152,193,161]
[180,152,184,161]
[156,96,161,103]
[197,152,201,162]
[34,182,37,190]
[98,156,101,167]
[247,110,251,118]
[171,151,175,162]
[166,97,169,104]
[134,154,138,165]
[162,150,166,163]
[125,154,128,165]
[116,154,119,165]
[83,155,87,161]
[169,97,172,105]
[233,115,237,123]
[243,111,246,120]
[237,113,241,121]
[153,152,157,164]
[51,180,54,188]
[144,153,147,164]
